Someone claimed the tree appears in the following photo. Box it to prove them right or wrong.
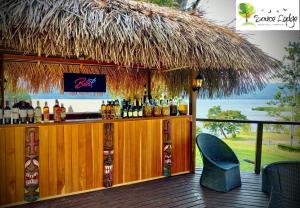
[238,3,255,24]
[204,105,247,139]
[265,39,300,146]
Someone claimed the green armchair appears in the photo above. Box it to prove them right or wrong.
[196,133,241,192]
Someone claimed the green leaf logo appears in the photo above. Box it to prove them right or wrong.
[238,3,255,25]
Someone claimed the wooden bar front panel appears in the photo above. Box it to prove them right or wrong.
[0,116,191,206]
[171,118,191,174]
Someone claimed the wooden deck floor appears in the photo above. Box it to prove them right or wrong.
[14,169,269,208]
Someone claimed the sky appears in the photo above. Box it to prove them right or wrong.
[197,0,300,60]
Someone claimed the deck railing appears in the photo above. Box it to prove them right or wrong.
[196,118,300,174]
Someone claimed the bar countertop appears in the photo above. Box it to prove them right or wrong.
[0,115,192,128]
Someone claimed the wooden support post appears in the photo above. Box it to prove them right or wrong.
[0,53,4,110]
[255,123,263,174]
[189,70,196,173]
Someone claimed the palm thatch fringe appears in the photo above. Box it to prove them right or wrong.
[4,62,149,98]
[4,61,266,98]
[0,0,280,96]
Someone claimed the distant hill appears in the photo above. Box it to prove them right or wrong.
[225,83,282,99]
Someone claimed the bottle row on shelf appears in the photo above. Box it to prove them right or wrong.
[0,98,66,125]
[0,96,188,125]
[100,97,188,119]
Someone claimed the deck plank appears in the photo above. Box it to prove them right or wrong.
[14,169,269,208]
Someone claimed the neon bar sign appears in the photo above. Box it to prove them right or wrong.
[64,73,106,92]
[75,78,97,89]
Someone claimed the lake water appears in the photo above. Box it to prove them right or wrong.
[32,98,273,121]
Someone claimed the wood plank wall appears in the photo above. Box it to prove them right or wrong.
[0,117,191,206]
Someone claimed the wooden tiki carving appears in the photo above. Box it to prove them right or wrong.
[103,123,114,187]
[163,120,172,176]
[24,127,39,202]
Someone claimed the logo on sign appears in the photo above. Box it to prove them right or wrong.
[236,0,299,30]
[64,73,106,93]
[75,78,97,89]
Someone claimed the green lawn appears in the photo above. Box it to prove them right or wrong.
[196,132,300,171]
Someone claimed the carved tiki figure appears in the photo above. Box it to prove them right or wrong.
[25,128,39,202]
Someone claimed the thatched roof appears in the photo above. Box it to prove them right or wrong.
[0,0,280,97]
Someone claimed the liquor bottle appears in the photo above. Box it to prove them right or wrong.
[170,98,178,116]
[153,100,162,117]
[0,100,3,124]
[61,103,66,121]
[101,101,106,119]
[106,101,111,119]
[19,101,27,124]
[111,101,116,119]
[178,96,188,115]
[3,100,11,124]
[53,99,61,122]
[128,100,133,118]
[115,100,121,119]
[138,99,143,117]
[122,100,128,118]
[133,99,138,118]
[34,100,42,123]
[27,100,34,123]
[162,98,170,116]
[43,102,49,122]
[143,98,152,117]
[12,97,19,124]
[143,85,147,104]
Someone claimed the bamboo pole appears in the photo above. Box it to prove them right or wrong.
[189,69,196,173]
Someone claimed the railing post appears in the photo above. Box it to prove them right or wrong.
[255,122,263,174]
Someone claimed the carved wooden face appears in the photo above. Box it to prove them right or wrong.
[25,158,39,187]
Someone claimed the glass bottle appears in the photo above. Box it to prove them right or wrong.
[143,85,147,104]
[138,99,143,117]
[133,99,138,118]
[178,96,188,115]
[111,101,116,119]
[122,100,128,118]
[128,100,133,118]
[153,100,162,117]
[4,100,11,124]
[27,100,34,123]
[162,98,170,116]
[53,99,61,122]
[143,98,152,117]
[170,98,178,116]
[12,97,19,124]
[34,100,42,123]
[43,102,50,122]
[101,100,106,119]
[19,101,27,124]
[115,100,121,119]
[0,100,3,124]
[61,103,66,121]
[106,101,111,119]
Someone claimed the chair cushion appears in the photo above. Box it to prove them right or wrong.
[215,161,239,170]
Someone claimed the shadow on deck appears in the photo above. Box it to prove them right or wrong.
[15,168,269,208]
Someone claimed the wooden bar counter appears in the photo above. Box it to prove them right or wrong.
[0,115,192,206]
